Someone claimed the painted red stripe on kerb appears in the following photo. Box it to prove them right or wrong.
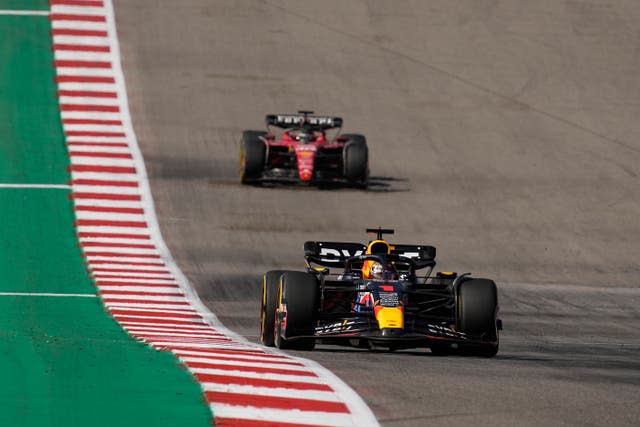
[85,253,159,260]
[76,219,147,228]
[71,192,140,201]
[135,332,225,339]
[51,0,105,6]
[58,90,117,98]
[75,206,143,214]
[95,274,175,286]
[195,373,333,392]
[167,346,286,359]
[186,361,316,377]
[78,232,150,240]
[61,104,120,113]
[71,178,138,191]
[100,290,183,297]
[91,266,164,272]
[66,131,126,138]
[64,119,123,126]
[206,391,349,413]
[50,14,106,23]
[54,44,110,53]
[91,268,170,274]
[56,76,114,84]
[182,353,304,367]
[173,350,299,365]
[69,165,135,173]
[109,309,200,319]
[55,60,111,68]
[83,243,155,251]
[52,29,108,37]
[94,276,171,283]
[102,298,188,305]
[215,418,334,427]
[70,151,132,159]
[114,316,206,327]
[95,280,173,287]
[124,325,214,333]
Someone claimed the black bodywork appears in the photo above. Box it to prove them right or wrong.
[263,230,501,356]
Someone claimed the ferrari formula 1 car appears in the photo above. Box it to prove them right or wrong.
[260,228,501,357]
[240,111,368,187]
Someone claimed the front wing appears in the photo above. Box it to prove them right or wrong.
[292,316,494,349]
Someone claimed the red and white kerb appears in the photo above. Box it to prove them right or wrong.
[50,1,378,426]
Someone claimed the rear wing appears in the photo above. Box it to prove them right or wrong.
[304,241,436,269]
[304,241,366,267]
[266,112,343,131]
[391,244,436,269]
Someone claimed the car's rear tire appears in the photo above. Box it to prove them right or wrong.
[456,278,499,357]
[341,133,368,187]
[240,130,267,184]
[260,270,288,347]
[274,271,318,351]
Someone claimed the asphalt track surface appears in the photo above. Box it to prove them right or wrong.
[113,1,640,425]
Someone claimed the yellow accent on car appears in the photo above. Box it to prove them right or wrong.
[376,307,404,329]
[366,239,390,254]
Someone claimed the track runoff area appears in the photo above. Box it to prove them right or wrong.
[0,1,377,426]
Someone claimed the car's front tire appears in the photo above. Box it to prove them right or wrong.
[240,130,267,184]
[260,270,288,347]
[456,278,499,357]
[274,271,318,351]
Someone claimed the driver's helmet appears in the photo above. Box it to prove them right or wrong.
[363,260,398,280]
[295,130,314,143]
[370,262,384,279]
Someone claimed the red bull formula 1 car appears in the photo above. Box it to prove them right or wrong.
[260,228,501,357]
[240,111,368,187]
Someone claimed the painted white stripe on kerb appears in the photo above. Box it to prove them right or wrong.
[76,211,145,221]
[50,6,106,16]
[53,35,109,46]
[56,67,114,77]
[134,332,222,340]
[59,96,119,106]
[173,349,291,362]
[125,325,212,333]
[202,382,341,403]
[209,404,354,427]
[0,10,49,16]
[51,21,108,31]
[54,51,113,62]
[98,286,179,293]
[66,136,127,143]
[180,356,312,372]
[189,367,326,385]
[70,159,135,168]
[0,184,71,189]
[59,85,118,94]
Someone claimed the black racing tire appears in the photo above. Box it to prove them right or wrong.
[274,271,318,351]
[240,130,267,184]
[456,278,499,357]
[260,270,287,347]
[341,133,368,187]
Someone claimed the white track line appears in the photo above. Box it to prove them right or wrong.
[0,10,49,16]
[0,184,71,189]
[0,292,96,297]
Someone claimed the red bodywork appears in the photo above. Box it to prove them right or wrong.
[263,129,345,183]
